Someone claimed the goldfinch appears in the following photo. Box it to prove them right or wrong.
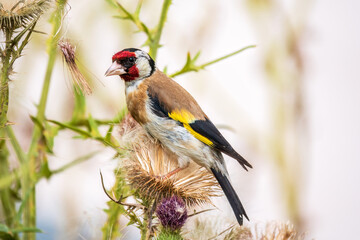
[105,48,252,225]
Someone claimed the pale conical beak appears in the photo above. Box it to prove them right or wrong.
[105,61,127,77]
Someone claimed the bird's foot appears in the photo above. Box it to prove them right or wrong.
[157,163,190,180]
[157,167,183,180]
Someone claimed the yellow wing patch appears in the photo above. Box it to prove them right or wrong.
[168,109,196,124]
[168,109,213,147]
[183,124,213,146]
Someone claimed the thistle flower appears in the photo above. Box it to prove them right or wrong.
[119,116,221,206]
[58,39,92,95]
[156,195,188,231]
[0,0,51,30]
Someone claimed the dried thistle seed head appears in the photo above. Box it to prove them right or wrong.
[119,124,221,206]
[224,225,253,240]
[156,195,188,231]
[259,221,300,240]
[0,0,51,30]
[58,39,92,95]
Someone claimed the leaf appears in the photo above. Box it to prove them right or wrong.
[169,45,256,78]
[39,160,52,179]
[11,227,42,234]
[51,151,100,175]
[30,115,44,131]
[30,116,59,153]
[0,172,17,190]
[105,125,114,143]
[43,123,59,154]
[48,119,91,138]
[88,114,101,137]
[163,65,168,74]
[0,224,10,233]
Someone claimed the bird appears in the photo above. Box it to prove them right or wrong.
[105,48,252,225]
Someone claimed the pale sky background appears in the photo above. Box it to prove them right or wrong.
[5,0,360,239]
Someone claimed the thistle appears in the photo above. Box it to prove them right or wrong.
[58,39,92,95]
[119,116,222,206]
[0,0,51,30]
[156,195,188,231]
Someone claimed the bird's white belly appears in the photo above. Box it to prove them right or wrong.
[144,112,216,169]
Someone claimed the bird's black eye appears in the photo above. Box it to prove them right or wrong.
[129,57,135,63]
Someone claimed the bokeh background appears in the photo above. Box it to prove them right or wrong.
[3,0,360,239]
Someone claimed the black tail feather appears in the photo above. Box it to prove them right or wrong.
[225,150,252,171]
[211,168,249,225]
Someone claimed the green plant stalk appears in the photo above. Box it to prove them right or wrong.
[3,127,25,238]
[6,126,27,164]
[102,202,123,240]
[0,139,17,230]
[0,31,12,128]
[23,1,67,239]
[148,0,172,60]
[0,28,18,234]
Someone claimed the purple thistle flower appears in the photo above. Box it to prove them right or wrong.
[156,195,188,231]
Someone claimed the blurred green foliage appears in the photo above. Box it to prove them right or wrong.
[0,0,254,239]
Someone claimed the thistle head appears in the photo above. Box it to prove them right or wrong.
[156,195,188,231]
[58,39,92,95]
[118,120,222,206]
[0,0,51,31]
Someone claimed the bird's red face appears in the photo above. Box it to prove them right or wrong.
[105,50,139,81]
[105,48,155,82]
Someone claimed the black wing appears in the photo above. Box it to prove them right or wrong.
[190,118,252,171]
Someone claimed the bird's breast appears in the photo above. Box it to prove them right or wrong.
[125,80,150,125]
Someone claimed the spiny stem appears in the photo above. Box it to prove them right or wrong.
[0,26,17,236]
[0,30,12,128]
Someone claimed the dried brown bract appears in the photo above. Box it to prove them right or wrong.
[119,124,221,206]
[0,0,51,30]
[257,221,301,240]
[118,113,138,136]
[58,39,92,95]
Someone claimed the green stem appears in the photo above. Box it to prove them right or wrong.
[0,31,12,128]
[0,138,16,228]
[0,29,17,236]
[24,1,67,239]
[148,0,172,60]
[6,126,26,164]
